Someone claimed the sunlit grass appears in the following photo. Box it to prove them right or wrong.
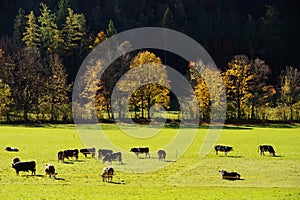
[0,124,299,199]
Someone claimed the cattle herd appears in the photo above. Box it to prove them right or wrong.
[215,144,277,180]
[6,144,277,181]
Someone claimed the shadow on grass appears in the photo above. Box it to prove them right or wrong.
[22,174,44,178]
[107,181,126,185]
[62,161,74,164]
[223,178,245,181]
[54,177,65,181]
[227,155,242,158]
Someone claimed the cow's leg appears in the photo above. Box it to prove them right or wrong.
[16,171,19,175]
[225,151,227,156]
[216,150,218,156]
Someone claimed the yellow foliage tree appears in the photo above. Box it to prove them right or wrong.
[127,51,170,119]
[223,55,254,119]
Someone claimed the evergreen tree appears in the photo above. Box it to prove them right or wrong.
[13,8,26,43]
[56,0,70,29]
[106,19,117,38]
[22,11,41,49]
[161,7,175,29]
[62,8,86,53]
[38,3,61,54]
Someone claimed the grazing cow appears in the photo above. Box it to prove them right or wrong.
[101,167,114,182]
[102,152,122,164]
[63,149,79,160]
[214,145,233,156]
[58,151,64,162]
[80,148,96,158]
[157,150,166,161]
[98,149,113,160]
[12,161,36,175]
[12,157,20,164]
[5,146,19,152]
[259,145,276,156]
[45,164,57,178]
[130,147,150,158]
[219,170,240,180]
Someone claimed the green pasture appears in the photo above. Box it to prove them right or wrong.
[0,124,299,199]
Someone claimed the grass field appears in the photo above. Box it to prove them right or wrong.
[0,124,299,199]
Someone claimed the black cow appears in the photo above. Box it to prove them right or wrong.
[12,161,36,175]
[259,145,276,156]
[98,149,113,160]
[80,148,96,158]
[130,147,150,158]
[214,145,233,156]
[102,152,122,164]
[101,167,114,182]
[219,170,240,180]
[157,150,166,161]
[5,146,19,152]
[12,157,20,164]
[58,151,64,162]
[45,164,57,178]
[63,149,79,160]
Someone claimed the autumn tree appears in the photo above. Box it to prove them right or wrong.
[126,51,170,119]
[22,11,40,49]
[223,55,254,119]
[0,79,12,121]
[189,61,226,121]
[279,66,300,121]
[249,58,276,119]
[13,48,44,121]
[39,54,71,121]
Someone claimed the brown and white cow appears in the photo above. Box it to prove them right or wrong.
[101,167,114,182]
[45,163,57,178]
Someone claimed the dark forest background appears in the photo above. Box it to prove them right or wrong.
[0,0,299,123]
[1,0,299,79]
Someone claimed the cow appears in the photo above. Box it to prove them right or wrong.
[80,148,96,158]
[98,149,113,160]
[63,149,79,160]
[101,167,114,182]
[12,157,20,164]
[45,164,57,178]
[214,145,233,156]
[130,147,150,158]
[157,150,166,161]
[5,146,19,152]
[219,170,240,180]
[12,161,36,175]
[58,151,64,162]
[102,152,122,164]
[259,145,276,156]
